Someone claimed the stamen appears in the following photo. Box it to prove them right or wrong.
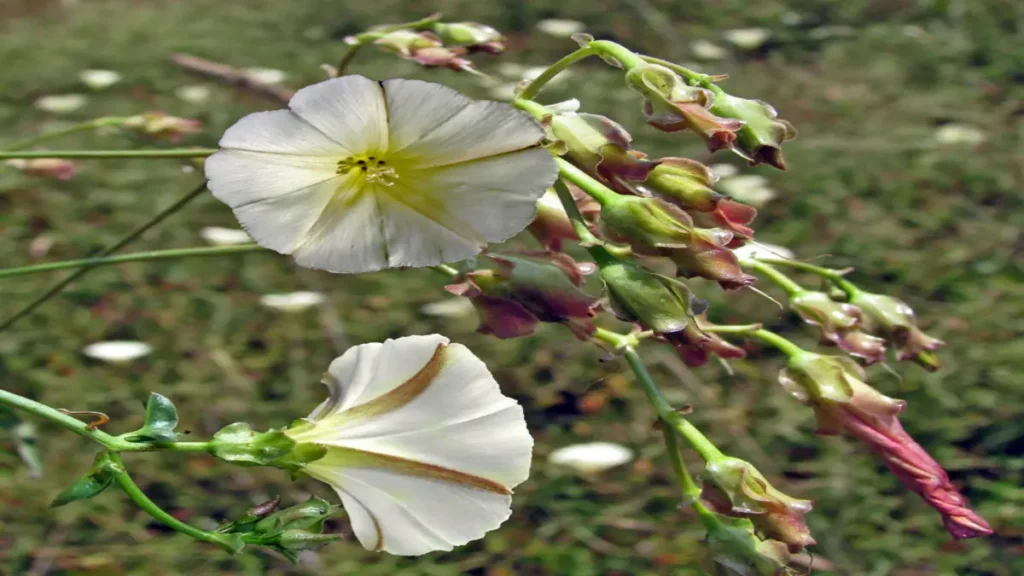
[337,155,399,185]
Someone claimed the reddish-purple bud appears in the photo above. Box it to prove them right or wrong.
[527,187,600,251]
[790,290,886,364]
[780,353,993,540]
[5,158,78,180]
[666,314,747,367]
[709,93,796,171]
[374,30,476,72]
[638,158,758,237]
[849,291,945,371]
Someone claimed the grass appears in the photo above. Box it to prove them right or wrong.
[0,0,1021,574]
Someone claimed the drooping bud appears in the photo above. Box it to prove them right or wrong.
[779,352,992,539]
[638,157,758,237]
[527,186,600,251]
[625,63,745,153]
[446,252,599,339]
[848,291,945,371]
[790,291,886,364]
[705,517,797,576]
[671,227,756,290]
[5,158,78,180]
[374,30,475,72]
[124,113,202,142]
[667,313,747,367]
[432,22,505,53]
[709,93,797,171]
[702,456,815,552]
[599,260,706,338]
[546,107,659,192]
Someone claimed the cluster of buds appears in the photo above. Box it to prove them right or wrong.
[789,289,887,364]
[671,313,747,367]
[216,496,341,562]
[445,252,599,339]
[367,21,504,73]
[704,516,798,576]
[847,290,945,371]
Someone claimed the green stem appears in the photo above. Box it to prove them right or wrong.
[588,40,644,70]
[429,264,460,278]
[698,323,763,335]
[555,157,619,206]
[751,328,805,359]
[0,149,216,160]
[336,44,364,76]
[552,178,616,267]
[755,257,863,298]
[0,244,264,279]
[108,453,243,553]
[0,181,209,332]
[4,117,131,151]
[740,259,804,298]
[0,388,211,453]
[661,426,719,530]
[518,46,596,100]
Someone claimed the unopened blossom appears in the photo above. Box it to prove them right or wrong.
[285,335,533,555]
[199,226,252,246]
[790,290,886,364]
[124,113,202,142]
[259,291,326,312]
[374,30,475,72]
[82,341,152,363]
[600,260,706,339]
[779,352,992,539]
[79,69,121,90]
[5,158,78,181]
[35,94,88,114]
[705,517,797,576]
[527,186,600,251]
[702,456,815,552]
[667,313,747,367]
[205,76,556,274]
[848,291,945,371]
[433,22,505,53]
[548,442,633,474]
[710,93,796,170]
[446,252,598,339]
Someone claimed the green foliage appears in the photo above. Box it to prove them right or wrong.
[49,452,122,507]
[122,392,179,443]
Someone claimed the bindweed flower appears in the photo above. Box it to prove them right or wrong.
[702,456,815,552]
[600,260,705,338]
[374,30,475,72]
[705,517,797,576]
[199,226,252,246]
[124,113,202,142]
[284,335,533,555]
[205,76,556,273]
[527,187,600,251]
[433,22,505,53]
[668,314,747,367]
[599,195,755,289]
[259,291,327,312]
[5,158,78,181]
[446,252,598,339]
[549,442,634,474]
[709,93,796,170]
[779,352,992,539]
[625,63,744,153]
[637,157,758,237]
[848,291,945,371]
[82,341,152,363]
[790,290,886,364]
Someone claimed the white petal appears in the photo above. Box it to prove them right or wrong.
[288,76,388,155]
[82,341,152,363]
[35,94,88,114]
[204,149,340,207]
[723,28,771,50]
[307,465,512,555]
[176,85,212,104]
[217,109,346,156]
[383,78,545,168]
[690,39,728,60]
[549,442,634,474]
[377,189,484,268]
[258,291,326,312]
[289,186,389,273]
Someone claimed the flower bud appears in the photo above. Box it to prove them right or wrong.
[124,113,202,142]
[5,158,78,180]
[432,22,505,53]
[374,30,475,72]
[254,496,333,533]
[702,456,815,552]
[547,109,659,192]
[447,252,598,339]
[667,314,747,367]
[671,227,755,290]
[709,93,796,170]
[639,157,757,237]
[527,187,600,251]
[779,352,992,539]
[274,529,343,551]
[790,291,886,364]
[705,517,797,576]
[625,63,744,152]
[599,260,706,337]
[848,291,945,371]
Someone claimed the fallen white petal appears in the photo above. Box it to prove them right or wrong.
[934,124,985,145]
[420,298,475,318]
[176,85,212,104]
[549,442,634,473]
[199,226,252,246]
[258,291,327,312]
[244,67,287,85]
[718,174,777,207]
[82,341,152,363]
[732,242,795,261]
[691,39,729,60]
[535,18,586,37]
[723,28,771,50]
[35,94,88,114]
[79,69,121,90]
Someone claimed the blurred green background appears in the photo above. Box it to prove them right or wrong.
[0,0,1021,574]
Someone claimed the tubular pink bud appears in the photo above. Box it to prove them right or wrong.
[124,113,202,142]
[5,158,78,180]
[665,314,747,367]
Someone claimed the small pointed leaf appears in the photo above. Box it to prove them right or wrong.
[50,452,123,507]
[124,393,179,443]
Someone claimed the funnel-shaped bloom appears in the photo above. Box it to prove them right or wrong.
[779,353,992,540]
[285,335,533,555]
[849,291,945,371]
[206,76,556,274]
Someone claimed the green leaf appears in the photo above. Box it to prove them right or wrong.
[50,452,123,507]
[124,393,179,443]
[210,422,296,466]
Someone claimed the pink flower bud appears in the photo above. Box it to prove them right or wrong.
[780,353,992,540]
[432,22,505,53]
[790,291,886,364]
[5,158,78,180]
[124,113,202,142]
[527,187,600,251]
[849,291,945,371]
[547,110,659,192]
[374,30,476,72]
[638,158,757,237]
[666,314,747,367]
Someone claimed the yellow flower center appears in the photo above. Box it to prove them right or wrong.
[337,154,399,186]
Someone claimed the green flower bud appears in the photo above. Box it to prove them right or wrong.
[274,528,343,551]
[547,109,659,191]
[709,93,796,171]
[848,291,945,371]
[255,496,333,534]
[790,291,886,364]
[639,158,757,237]
[432,22,505,53]
[705,518,797,576]
[599,260,706,336]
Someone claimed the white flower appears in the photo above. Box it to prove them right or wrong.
[419,297,475,318]
[718,174,777,207]
[176,85,212,104]
[285,335,532,555]
[199,226,252,246]
[35,94,88,114]
[690,39,729,60]
[82,341,152,363]
[723,28,771,50]
[205,76,557,274]
[79,69,121,90]
[548,442,633,474]
[934,124,985,146]
[733,242,795,261]
[259,291,326,312]
[535,19,587,37]
[244,67,287,85]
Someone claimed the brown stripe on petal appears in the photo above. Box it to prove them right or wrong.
[332,446,512,495]
[372,513,384,551]
[337,343,448,425]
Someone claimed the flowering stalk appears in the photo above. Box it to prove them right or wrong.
[0,244,264,279]
[0,148,216,160]
[336,13,444,74]
[518,46,597,100]
[3,116,133,151]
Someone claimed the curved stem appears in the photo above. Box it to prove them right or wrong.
[0,181,208,332]
[335,44,364,76]
[0,149,216,160]
[588,40,644,70]
[639,55,715,87]
[108,453,243,553]
[552,178,616,266]
[429,264,460,278]
[751,328,805,359]
[661,426,719,530]
[0,244,264,279]
[555,157,619,206]
[740,259,804,298]
[518,46,596,100]
[4,117,131,151]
